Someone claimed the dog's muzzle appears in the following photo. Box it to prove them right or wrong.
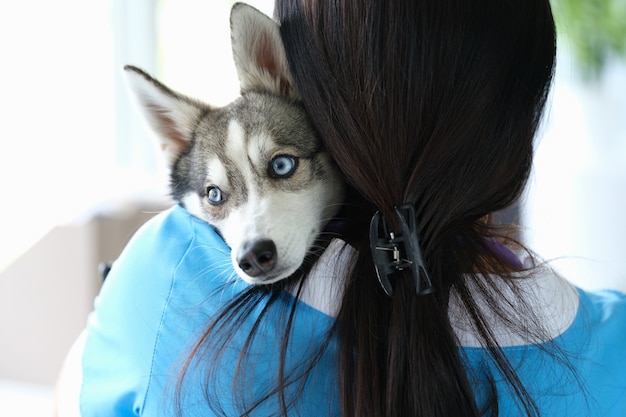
[236,239,277,278]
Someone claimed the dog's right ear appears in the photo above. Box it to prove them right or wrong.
[123,65,208,165]
[230,3,300,100]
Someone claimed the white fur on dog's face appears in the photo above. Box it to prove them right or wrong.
[181,117,343,284]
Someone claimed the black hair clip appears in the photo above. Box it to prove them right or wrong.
[369,204,434,297]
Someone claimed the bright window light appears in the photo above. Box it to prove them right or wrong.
[0,0,273,271]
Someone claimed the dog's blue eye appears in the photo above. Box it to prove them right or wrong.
[206,186,224,205]
[270,155,298,178]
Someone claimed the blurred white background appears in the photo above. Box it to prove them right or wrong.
[0,0,623,415]
[526,53,626,291]
[0,1,273,415]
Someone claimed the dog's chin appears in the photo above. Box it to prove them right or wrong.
[235,265,298,286]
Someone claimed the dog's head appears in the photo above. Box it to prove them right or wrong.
[124,3,344,285]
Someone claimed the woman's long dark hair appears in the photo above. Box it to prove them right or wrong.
[275,0,557,416]
[178,0,558,416]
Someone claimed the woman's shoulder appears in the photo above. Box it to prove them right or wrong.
[579,287,626,315]
[77,205,240,416]
[90,205,232,330]
[574,287,626,346]
[572,288,626,415]
[101,204,235,299]
[121,204,225,261]
[457,275,626,416]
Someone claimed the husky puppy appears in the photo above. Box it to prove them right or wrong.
[124,4,344,285]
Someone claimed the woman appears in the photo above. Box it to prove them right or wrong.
[275,1,625,416]
[56,1,626,416]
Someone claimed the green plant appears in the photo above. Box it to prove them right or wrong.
[551,0,626,79]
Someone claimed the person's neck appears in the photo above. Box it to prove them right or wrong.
[293,239,579,348]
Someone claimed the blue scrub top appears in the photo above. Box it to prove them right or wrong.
[79,205,626,416]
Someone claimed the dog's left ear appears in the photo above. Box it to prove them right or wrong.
[230,3,300,100]
[123,65,208,165]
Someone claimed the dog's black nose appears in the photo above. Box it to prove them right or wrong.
[237,239,277,277]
